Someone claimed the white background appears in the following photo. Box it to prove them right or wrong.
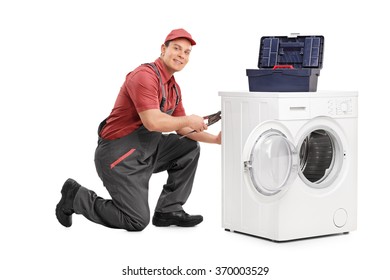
[1,0,389,279]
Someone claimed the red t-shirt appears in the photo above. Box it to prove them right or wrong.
[100,58,186,140]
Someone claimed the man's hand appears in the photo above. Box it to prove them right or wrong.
[187,114,208,133]
[215,131,221,145]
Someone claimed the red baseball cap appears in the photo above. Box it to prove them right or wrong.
[164,28,196,46]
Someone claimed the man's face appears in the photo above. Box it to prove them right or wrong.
[161,38,192,75]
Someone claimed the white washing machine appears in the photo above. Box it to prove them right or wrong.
[220,91,358,241]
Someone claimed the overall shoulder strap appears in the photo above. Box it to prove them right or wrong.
[143,63,166,111]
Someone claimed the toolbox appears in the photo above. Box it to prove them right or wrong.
[246,35,324,92]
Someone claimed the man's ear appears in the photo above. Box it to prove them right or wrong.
[160,44,166,56]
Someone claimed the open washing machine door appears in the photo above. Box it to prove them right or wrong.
[244,122,299,196]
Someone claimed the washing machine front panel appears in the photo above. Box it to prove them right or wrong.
[220,91,358,241]
[243,121,299,197]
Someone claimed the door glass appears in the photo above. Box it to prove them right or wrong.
[248,130,298,195]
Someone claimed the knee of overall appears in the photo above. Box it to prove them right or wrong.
[123,213,150,232]
[183,140,201,164]
[194,141,201,153]
[186,139,201,156]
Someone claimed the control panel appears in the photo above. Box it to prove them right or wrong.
[328,98,354,116]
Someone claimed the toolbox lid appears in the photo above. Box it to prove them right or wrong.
[258,35,324,69]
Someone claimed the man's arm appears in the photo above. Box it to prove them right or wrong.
[176,127,221,144]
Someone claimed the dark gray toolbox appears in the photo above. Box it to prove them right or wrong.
[246,35,324,92]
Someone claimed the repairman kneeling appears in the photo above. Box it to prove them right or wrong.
[56,28,221,231]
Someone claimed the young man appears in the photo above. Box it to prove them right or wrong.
[56,28,221,231]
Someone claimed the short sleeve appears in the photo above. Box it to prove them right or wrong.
[126,67,161,113]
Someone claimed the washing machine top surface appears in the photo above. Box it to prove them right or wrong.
[219,90,358,98]
[220,90,358,119]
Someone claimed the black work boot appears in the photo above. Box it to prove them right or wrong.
[152,210,203,227]
[55,178,81,227]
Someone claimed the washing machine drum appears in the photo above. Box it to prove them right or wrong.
[247,130,299,196]
[300,130,334,183]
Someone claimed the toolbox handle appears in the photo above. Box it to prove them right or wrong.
[272,65,294,70]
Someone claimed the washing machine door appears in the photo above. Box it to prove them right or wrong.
[245,128,299,196]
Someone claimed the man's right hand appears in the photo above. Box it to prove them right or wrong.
[187,114,208,133]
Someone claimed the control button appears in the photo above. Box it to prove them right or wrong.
[336,99,352,115]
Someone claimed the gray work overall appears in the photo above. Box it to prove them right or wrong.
[72,63,200,231]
